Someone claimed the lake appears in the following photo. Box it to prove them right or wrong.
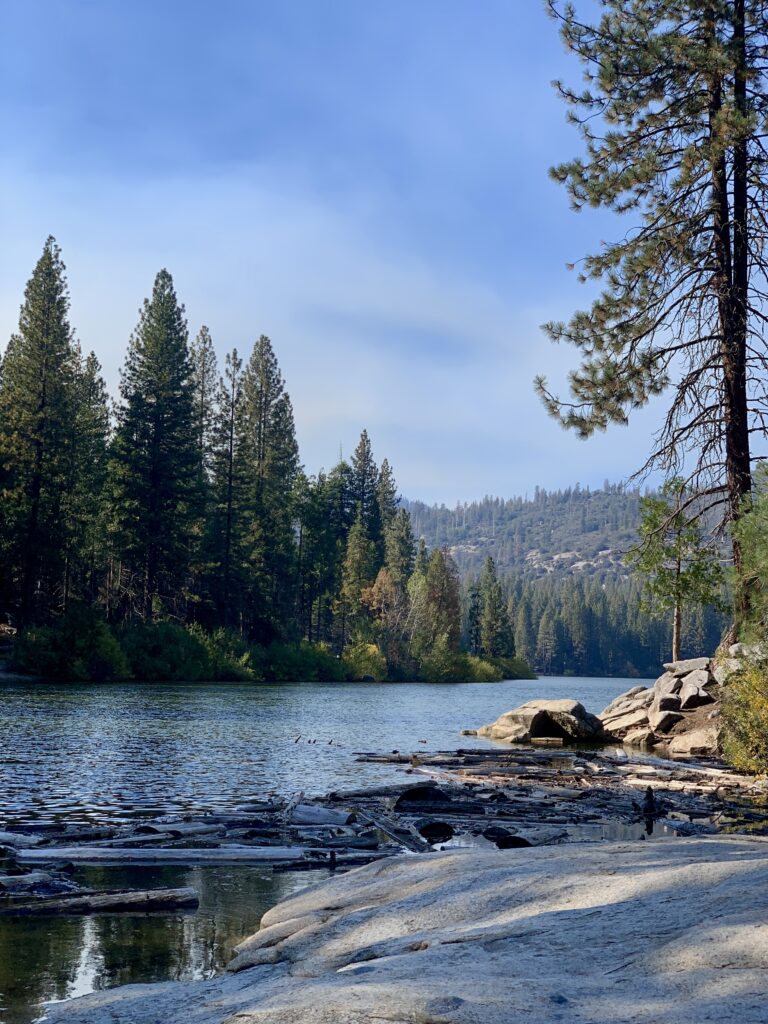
[0,675,639,1023]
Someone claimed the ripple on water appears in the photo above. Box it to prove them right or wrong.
[0,676,633,828]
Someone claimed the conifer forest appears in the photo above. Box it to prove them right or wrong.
[0,240,726,683]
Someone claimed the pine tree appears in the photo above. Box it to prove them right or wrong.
[514,599,535,667]
[376,458,399,534]
[478,556,514,658]
[64,351,110,607]
[350,430,381,552]
[239,335,300,639]
[466,579,482,655]
[190,326,218,484]
[109,269,199,620]
[0,237,82,623]
[340,506,377,645]
[628,478,724,661]
[384,508,415,587]
[538,0,767,624]
[536,609,558,675]
[424,547,462,652]
[208,348,245,626]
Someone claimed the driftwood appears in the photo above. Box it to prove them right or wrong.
[289,804,354,826]
[17,844,387,866]
[0,887,199,916]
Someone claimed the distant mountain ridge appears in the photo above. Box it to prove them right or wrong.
[405,483,643,580]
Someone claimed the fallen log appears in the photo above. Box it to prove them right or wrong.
[17,845,390,866]
[0,886,199,916]
[290,804,354,826]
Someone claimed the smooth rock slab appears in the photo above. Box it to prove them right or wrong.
[668,726,721,756]
[45,838,768,1024]
[600,707,650,735]
[663,657,711,676]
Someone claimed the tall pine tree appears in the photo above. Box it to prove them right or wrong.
[109,270,199,620]
[0,238,82,623]
[239,335,300,640]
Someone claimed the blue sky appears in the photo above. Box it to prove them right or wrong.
[0,0,661,503]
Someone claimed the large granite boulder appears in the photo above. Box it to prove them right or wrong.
[477,699,605,744]
[599,659,723,756]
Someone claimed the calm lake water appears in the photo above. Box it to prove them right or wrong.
[0,675,639,1023]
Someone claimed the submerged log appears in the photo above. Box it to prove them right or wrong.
[0,886,199,916]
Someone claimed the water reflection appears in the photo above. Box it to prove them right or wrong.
[0,675,639,1022]
[0,865,328,1024]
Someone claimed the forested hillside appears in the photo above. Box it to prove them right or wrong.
[407,485,642,579]
[409,488,728,678]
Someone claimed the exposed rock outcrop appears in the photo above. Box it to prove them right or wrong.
[477,699,605,743]
[44,838,768,1024]
[599,655,727,756]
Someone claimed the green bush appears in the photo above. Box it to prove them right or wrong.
[494,656,537,681]
[722,662,768,773]
[119,621,212,681]
[341,641,388,681]
[186,625,257,681]
[264,641,347,682]
[13,604,131,682]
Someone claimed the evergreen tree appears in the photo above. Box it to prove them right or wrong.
[538,0,768,624]
[628,478,724,661]
[0,237,81,623]
[239,336,300,640]
[207,348,245,626]
[64,351,110,607]
[536,609,557,674]
[424,547,462,652]
[350,430,381,552]
[340,507,377,645]
[466,579,482,655]
[109,269,199,620]
[479,556,514,658]
[384,508,415,587]
[190,326,218,483]
[376,458,399,534]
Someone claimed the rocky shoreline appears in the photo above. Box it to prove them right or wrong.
[12,665,768,1023]
[473,646,763,759]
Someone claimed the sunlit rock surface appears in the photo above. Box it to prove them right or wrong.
[47,837,768,1024]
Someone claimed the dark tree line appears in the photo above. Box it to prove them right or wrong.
[0,240,529,682]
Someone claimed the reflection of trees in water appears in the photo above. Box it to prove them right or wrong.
[0,914,86,1024]
[2,865,330,1022]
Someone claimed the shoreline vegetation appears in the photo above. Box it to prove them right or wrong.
[6,610,535,685]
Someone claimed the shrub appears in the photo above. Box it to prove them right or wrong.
[722,662,768,773]
[494,656,537,681]
[341,642,388,682]
[264,641,347,682]
[186,625,256,681]
[119,621,212,681]
[13,604,130,682]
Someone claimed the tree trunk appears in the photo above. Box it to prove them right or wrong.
[671,599,682,663]
[709,3,752,629]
